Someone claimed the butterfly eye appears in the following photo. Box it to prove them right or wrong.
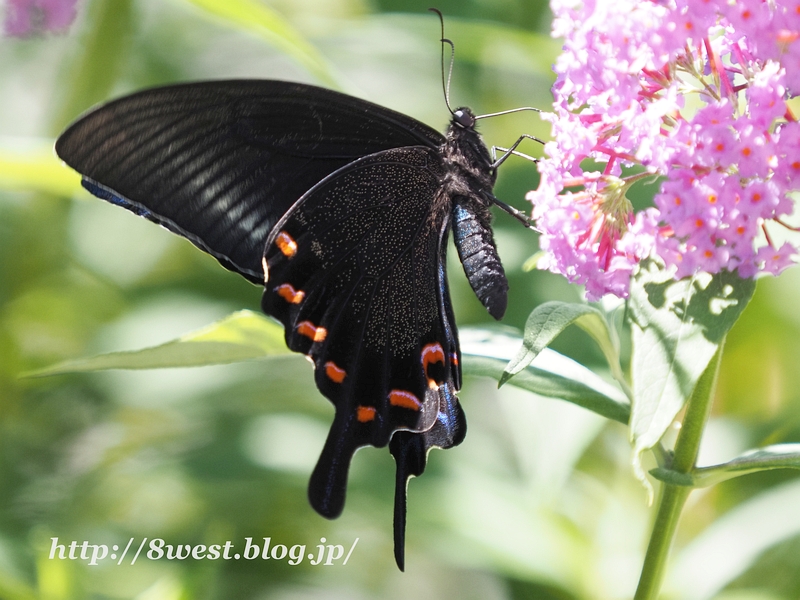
[453,108,475,128]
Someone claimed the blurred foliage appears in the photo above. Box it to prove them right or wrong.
[3,0,800,598]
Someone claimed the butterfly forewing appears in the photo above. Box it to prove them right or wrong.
[261,146,463,518]
[55,80,444,282]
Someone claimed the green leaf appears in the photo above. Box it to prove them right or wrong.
[29,316,630,424]
[650,444,800,488]
[500,302,624,391]
[521,252,544,272]
[692,443,800,487]
[648,467,696,487]
[462,328,630,424]
[184,0,335,87]
[25,310,288,376]
[628,261,755,485]
[0,142,82,198]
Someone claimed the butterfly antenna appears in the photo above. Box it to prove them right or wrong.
[475,106,542,120]
[429,8,456,115]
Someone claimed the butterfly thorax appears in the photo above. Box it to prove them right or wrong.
[440,107,509,320]
[439,107,497,224]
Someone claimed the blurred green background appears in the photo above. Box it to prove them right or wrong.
[4,0,800,598]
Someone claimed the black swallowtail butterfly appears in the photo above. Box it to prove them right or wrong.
[55,26,534,569]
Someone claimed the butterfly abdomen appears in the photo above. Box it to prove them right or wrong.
[452,202,508,320]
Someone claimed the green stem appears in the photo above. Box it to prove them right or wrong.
[633,344,724,600]
[633,484,691,600]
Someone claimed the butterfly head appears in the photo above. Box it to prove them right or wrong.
[452,107,476,129]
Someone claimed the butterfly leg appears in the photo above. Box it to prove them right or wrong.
[489,195,532,228]
[490,133,545,168]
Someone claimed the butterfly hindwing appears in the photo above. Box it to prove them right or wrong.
[389,210,466,570]
[261,146,463,520]
[55,80,444,282]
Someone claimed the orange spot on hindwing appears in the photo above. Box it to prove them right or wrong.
[356,406,376,422]
[324,361,346,383]
[296,321,327,342]
[275,231,297,258]
[389,390,422,411]
[275,284,304,304]
[421,342,446,388]
[421,343,445,372]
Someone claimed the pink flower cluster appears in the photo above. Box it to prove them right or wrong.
[4,0,78,37]
[529,0,800,300]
